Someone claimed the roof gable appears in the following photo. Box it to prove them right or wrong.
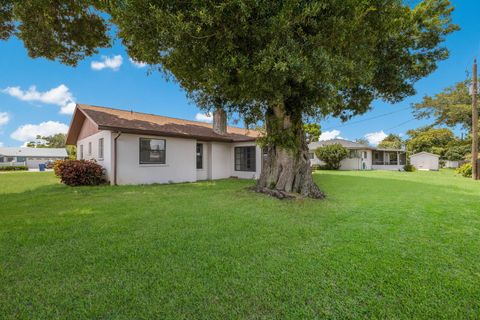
[410,151,440,158]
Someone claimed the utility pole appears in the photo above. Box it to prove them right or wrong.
[472,59,478,180]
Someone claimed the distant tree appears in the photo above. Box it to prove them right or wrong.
[304,123,321,143]
[355,138,370,146]
[406,127,456,157]
[1,0,458,198]
[26,133,76,159]
[378,134,403,149]
[315,144,348,170]
[27,133,66,148]
[413,80,473,130]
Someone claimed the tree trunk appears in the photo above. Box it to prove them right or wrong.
[256,103,325,199]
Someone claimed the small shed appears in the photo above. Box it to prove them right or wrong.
[410,152,440,171]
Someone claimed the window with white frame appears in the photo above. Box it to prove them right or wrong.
[98,138,104,159]
[79,145,84,160]
[88,142,92,156]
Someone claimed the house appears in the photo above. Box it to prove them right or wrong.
[65,104,262,185]
[410,152,440,171]
[308,139,406,171]
[0,147,68,169]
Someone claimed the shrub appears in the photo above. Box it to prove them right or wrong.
[403,164,416,172]
[0,165,28,171]
[456,163,472,178]
[54,160,105,186]
[315,144,348,170]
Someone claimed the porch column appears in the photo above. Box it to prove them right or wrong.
[397,151,399,165]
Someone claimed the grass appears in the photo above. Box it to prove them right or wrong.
[1,170,479,319]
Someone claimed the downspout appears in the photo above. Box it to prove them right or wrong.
[113,132,122,185]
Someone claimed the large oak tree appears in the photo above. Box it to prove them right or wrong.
[1,0,457,197]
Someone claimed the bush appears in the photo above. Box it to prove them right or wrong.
[456,163,472,178]
[403,164,416,172]
[54,160,105,186]
[0,165,28,171]
[315,144,348,170]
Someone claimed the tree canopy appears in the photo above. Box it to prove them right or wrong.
[405,126,464,159]
[412,80,473,130]
[303,123,321,143]
[378,134,403,149]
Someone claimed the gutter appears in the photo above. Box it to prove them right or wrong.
[113,132,122,185]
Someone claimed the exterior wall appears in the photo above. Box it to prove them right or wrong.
[230,142,262,179]
[410,154,439,171]
[25,157,64,169]
[115,133,197,185]
[309,149,372,170]
[77,130,113,181]
[209,142,231,180]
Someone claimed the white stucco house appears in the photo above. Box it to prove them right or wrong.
[410,152,440,171]
[308,139,406,171]
[66,104,262,185]
[0,147,68,169]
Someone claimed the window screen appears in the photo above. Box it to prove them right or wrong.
[140,138,166,164]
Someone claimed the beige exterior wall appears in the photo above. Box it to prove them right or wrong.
[310,149,372,170]
[115,133,197,185]
[77,130,114,181]
[410,153,439,171]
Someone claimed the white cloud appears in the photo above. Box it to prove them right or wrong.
[2,84,76,114]
[364,130,387,146]
[0,141,3,147]
[195,113,213,123]
[319,129,342,141]
[91,55,123,71]
[10,121,69,142]
[0,112,9,126]
[129,58,147,68]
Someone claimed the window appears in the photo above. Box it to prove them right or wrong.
[196,143,203,169]
[17,156,26,162]
[88,142,92,155]
[0,157,3,163]
[362,151,367,159]
[98,138,104,159]
[309,153,314,160]
[140,138,166,164]
[79,145,84,160]
[234,146,256,172]
[349,150,360,158]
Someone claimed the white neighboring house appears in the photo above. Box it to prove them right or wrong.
[0,147,68,169]
[308,139,406,171]
[66,104,262,185]
[410,152,440,171]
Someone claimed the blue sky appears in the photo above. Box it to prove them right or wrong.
[0,0,478,147]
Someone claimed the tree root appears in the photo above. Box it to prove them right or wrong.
[251,186,325,200]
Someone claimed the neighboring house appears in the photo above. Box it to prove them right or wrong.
[308,139,406,171]
[65,104,262,185]
[410,152,440,171]
[444,160,460,169]
[0,147,68,169]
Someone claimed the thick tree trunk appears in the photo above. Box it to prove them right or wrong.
[256,103,325,199]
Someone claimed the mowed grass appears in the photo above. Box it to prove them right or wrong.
[1,170,479,319]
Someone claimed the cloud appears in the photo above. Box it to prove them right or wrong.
[364,130,387,146]
[129,58,147,68]
[0,112,9,126]
[0,141,3,147]
[319,129,342,141]
[10,121,69,142]
[91,55,123,71]
[2,84,76,114]
[195,113,213,123]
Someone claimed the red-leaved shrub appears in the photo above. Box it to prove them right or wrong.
[54,160,105,186]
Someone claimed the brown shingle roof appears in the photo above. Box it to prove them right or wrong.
[67,104,260,144]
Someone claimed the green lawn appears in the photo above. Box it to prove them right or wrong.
[1,170,479,319]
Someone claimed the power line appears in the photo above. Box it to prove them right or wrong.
[322,106,412,131]
[385,118,417,131]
